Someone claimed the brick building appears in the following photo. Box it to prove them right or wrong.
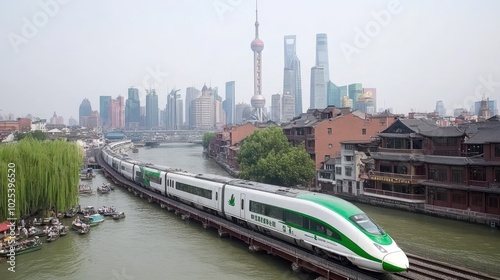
[0,118,32,133]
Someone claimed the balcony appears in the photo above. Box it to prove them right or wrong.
[364,188,426,202]
[365,171,426,185]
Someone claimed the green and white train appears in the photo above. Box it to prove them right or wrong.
[102,141,409,273]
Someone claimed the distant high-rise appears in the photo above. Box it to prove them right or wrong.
[357,88,377,114]
[224,81,235,124]
[348,83,363,110]
[270,93,281,122]
[283,35,302,116]
[435,100,446,117]
[235,103,251,124]
[315,33,330,84]
[310,66,326,109]
[110,96,125,128]
[185,87,201,126]
[326,81,342,107]
[146,90,159,129]
[79,98,92,126]
[68,117,77,126]
[249,3,266,122]
[474,99,497,116]
[166,89,181,130]
[125,87,141,128]
[190,85,214,129]
[99,96,112,129]
[282,91,295,122]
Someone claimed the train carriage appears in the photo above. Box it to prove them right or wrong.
[166,172,225,214]
[134,165,166,194]
[119,159,142,181]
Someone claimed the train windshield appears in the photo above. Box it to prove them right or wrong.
[349,214,385,235]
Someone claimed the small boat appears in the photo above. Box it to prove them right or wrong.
[0,237,42,257]
[112,212,125,220]
[98,206,117,216]
[59,226,69,236]
[97,184,112,194]
[79,184,92,194]
[46,227,60,243]
[72,217,90,234]
[83,214,104,226]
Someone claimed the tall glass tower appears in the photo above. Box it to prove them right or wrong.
[125,87,141,128]
[283,35,302,117]
[310,33,330,110]
[315,33,330,85]
[146,89,159,129]
[224,81,235,124]
[79,98,92,126]
[99,96,111,129]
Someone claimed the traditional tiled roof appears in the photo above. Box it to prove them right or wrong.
[422,180,500,194]
[371,152,499,166]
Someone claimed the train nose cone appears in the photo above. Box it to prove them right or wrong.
[382,251,409,272]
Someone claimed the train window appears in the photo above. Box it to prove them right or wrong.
[349,214,385,235]
[268,206,283,220]
[285,211,303,227]
[216,192,218,201]
[241,199,244,210]
[326,228,342,241]
[309,219,326,235]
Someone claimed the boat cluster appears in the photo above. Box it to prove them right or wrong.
[0,205,125,260]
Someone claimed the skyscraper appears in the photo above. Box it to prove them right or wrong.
[249,3,266,122]
[310,66,326,109]
[146,89,159,129]
[125,87,141,128]
[326,81,342,107]
[435,100,446,117]
[185,87,201,126]
[99,96,111,129]
[474,99,498,116]
[283,35,302,116]
[224,81,235,124]
[166,89,181,130]
[110,96,125,128]
[79,98,92,126]
[282,91,295,122]
[315,33,330,85]
[270,93,281,122]
[348,83,363,110]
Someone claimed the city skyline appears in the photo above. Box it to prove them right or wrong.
[1,0,500,121]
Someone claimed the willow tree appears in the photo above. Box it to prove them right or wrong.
[0,137,82,220]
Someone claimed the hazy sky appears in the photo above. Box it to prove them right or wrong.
[1,0,500,122]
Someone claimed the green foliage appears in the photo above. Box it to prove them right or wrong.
[202,132,216,150]
[237,126,316,187]
[0,138,82,220]
[16,130,48,141]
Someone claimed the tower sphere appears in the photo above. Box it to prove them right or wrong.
[251,38,264,53]
[251,94,266,108]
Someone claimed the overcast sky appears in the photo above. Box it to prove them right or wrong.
[1,0,500,123]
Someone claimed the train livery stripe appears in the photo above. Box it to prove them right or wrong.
[297,193,393,245]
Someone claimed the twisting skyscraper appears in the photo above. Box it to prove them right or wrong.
[250,2,266,122]
[283,35,302,116]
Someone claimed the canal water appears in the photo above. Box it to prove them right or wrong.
[1,143,499,279]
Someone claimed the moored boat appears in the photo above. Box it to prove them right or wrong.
[46,226,60,243]
[0,237,42,257]
[83,214,104,226]
[112,212,125,220]
[79,184,92,194]
[97,183,112,194]
[72,217,90,234]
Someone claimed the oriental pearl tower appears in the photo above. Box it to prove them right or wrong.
[250,1,266,122]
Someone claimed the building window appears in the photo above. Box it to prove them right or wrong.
[487,196,498,208]
[495,144,500,157]
[436,189,447,201]
[362,128,366,135]
[430,168,447,181]
[328,143,332,149]
[345,156,353,162]
[335,167,342,175]
[471,195,482,206]
[344,144,354,150]
[495,170,500,183]
[467,144,483,156]
[470,167,486,181]
[345,167,352,176]
[327,128,332,135]
[451,169,464,183]
[452,193,466,204]
[395,165,408,175]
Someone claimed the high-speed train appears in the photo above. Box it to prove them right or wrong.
[101,141,409,273]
